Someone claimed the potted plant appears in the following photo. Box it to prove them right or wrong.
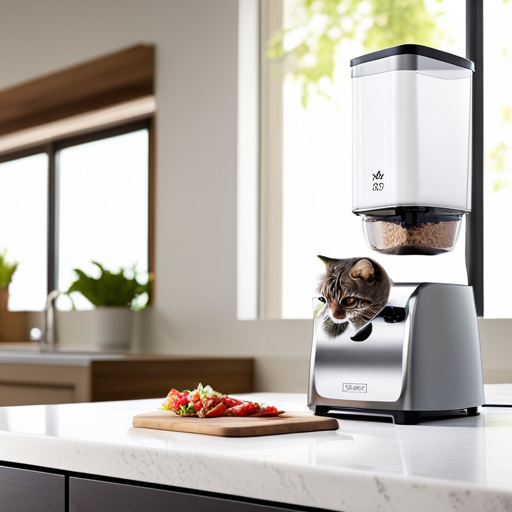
[0,250,19,310]
[67,261,149,349]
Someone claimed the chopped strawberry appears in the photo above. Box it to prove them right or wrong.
[258,406,286,416]
[202,396,221,409]
[222,396,244,408]
[163,389,189,413]
[226,401,260,417]
[205,403,228,417]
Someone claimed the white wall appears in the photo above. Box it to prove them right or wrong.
[0,0,312,392]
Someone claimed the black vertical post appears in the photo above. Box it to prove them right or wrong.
[47,143,59,295]
[466,0,484,316]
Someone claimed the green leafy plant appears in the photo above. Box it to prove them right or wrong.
[268,0,444,107]
[0,250,19,289]
[67,261,149,310]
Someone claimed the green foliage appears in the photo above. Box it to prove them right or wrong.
[268,0,444,107]
[489,141,511,192]
[364,0,442,52]
[492,180,509,193]
[267,0,357,107]
[490,141,508,172]
[67,262,149,309]
[502,105,511,122]
[0,250,18,289]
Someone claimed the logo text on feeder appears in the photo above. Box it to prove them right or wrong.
[343,383,368,393]
[372,170,384,191]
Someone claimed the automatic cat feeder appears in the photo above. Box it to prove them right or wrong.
[308,45,485,424]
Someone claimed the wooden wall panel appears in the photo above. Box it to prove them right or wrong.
[91,357,255,402]
[0,45,154,136]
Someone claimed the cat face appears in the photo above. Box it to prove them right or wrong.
[317,256,392,338]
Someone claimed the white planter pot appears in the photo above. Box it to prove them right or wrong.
[91,307,133,350]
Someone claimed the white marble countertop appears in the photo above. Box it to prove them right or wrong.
[0,385,512,512]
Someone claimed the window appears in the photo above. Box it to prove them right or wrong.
[484,1,512,318]
[0,120,151,311]
[0,153,48,310]
[0,46,155,313]
[258,0,469,319]
[57,125,150,310]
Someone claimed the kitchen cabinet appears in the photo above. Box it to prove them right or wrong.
[0,355,254,406]
[0,465,65,512]
[68,476,300,512]
[0,464,301,512]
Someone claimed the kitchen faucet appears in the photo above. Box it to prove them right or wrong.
[41,290,63,351]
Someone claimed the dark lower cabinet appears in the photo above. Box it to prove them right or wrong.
[0,463,304,512]
[0,465,65,512]
[69,477,299,512]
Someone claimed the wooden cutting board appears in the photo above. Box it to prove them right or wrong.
[132,410,339,437]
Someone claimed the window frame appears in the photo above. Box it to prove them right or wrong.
[466,0,484,316]
[0,118,154,304]
[259,0,284,319]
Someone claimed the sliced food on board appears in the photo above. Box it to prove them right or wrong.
[161,384,284,418]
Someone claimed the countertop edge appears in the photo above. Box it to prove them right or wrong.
[0,429,511,512]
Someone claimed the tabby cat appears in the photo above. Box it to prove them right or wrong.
[317,256,392,338]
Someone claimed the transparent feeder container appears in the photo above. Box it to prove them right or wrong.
[360,207,463,256]
[351,45,473,256]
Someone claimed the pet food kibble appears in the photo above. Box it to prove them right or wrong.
[366,220,459,255]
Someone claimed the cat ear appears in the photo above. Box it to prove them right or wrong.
[318,255,337,267]
[349,259,375,284]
